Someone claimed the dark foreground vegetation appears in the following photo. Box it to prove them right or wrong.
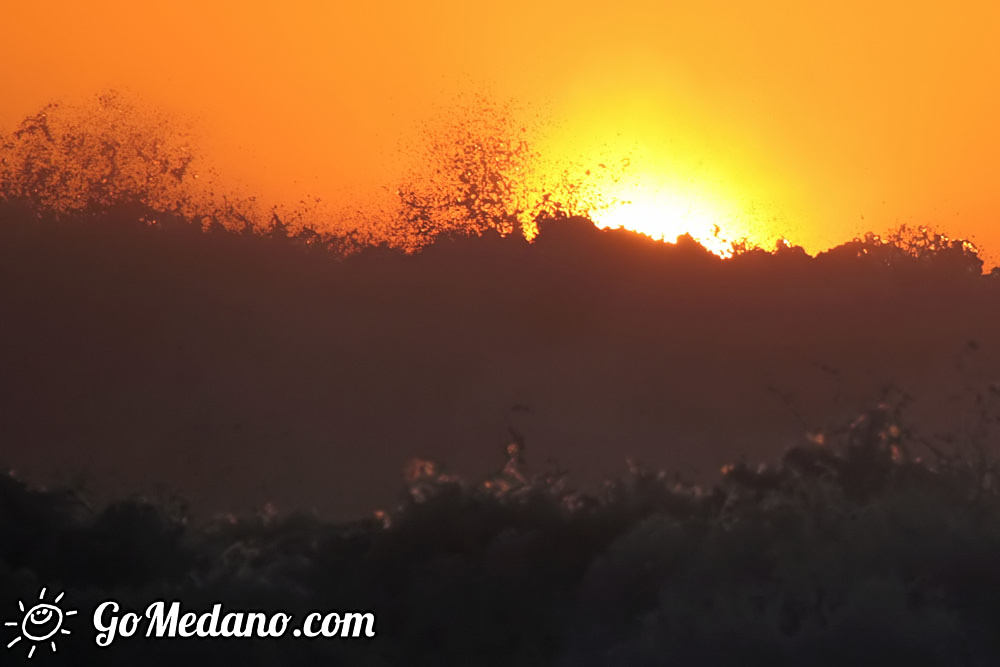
[4,406,1000,666]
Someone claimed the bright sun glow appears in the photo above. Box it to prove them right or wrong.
[590,185,739,257]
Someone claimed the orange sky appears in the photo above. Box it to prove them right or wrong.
[2,1,999,258]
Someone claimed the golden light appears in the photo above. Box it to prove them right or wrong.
[533,112,776,257]
[589,181,744,257]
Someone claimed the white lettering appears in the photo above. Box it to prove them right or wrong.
[145,601,180,637]
[93,601,119,647]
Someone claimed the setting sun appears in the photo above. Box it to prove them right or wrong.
[591,186,738,257]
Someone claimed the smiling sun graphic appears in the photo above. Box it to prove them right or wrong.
[4,588,76,659]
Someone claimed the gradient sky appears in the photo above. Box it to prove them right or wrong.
[2,1,998,258]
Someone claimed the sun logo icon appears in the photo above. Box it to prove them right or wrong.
[4,588,76,659]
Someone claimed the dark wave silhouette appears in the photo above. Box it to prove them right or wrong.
[0,192,994,518]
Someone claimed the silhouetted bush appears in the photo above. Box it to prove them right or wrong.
[4,403,1000,665]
